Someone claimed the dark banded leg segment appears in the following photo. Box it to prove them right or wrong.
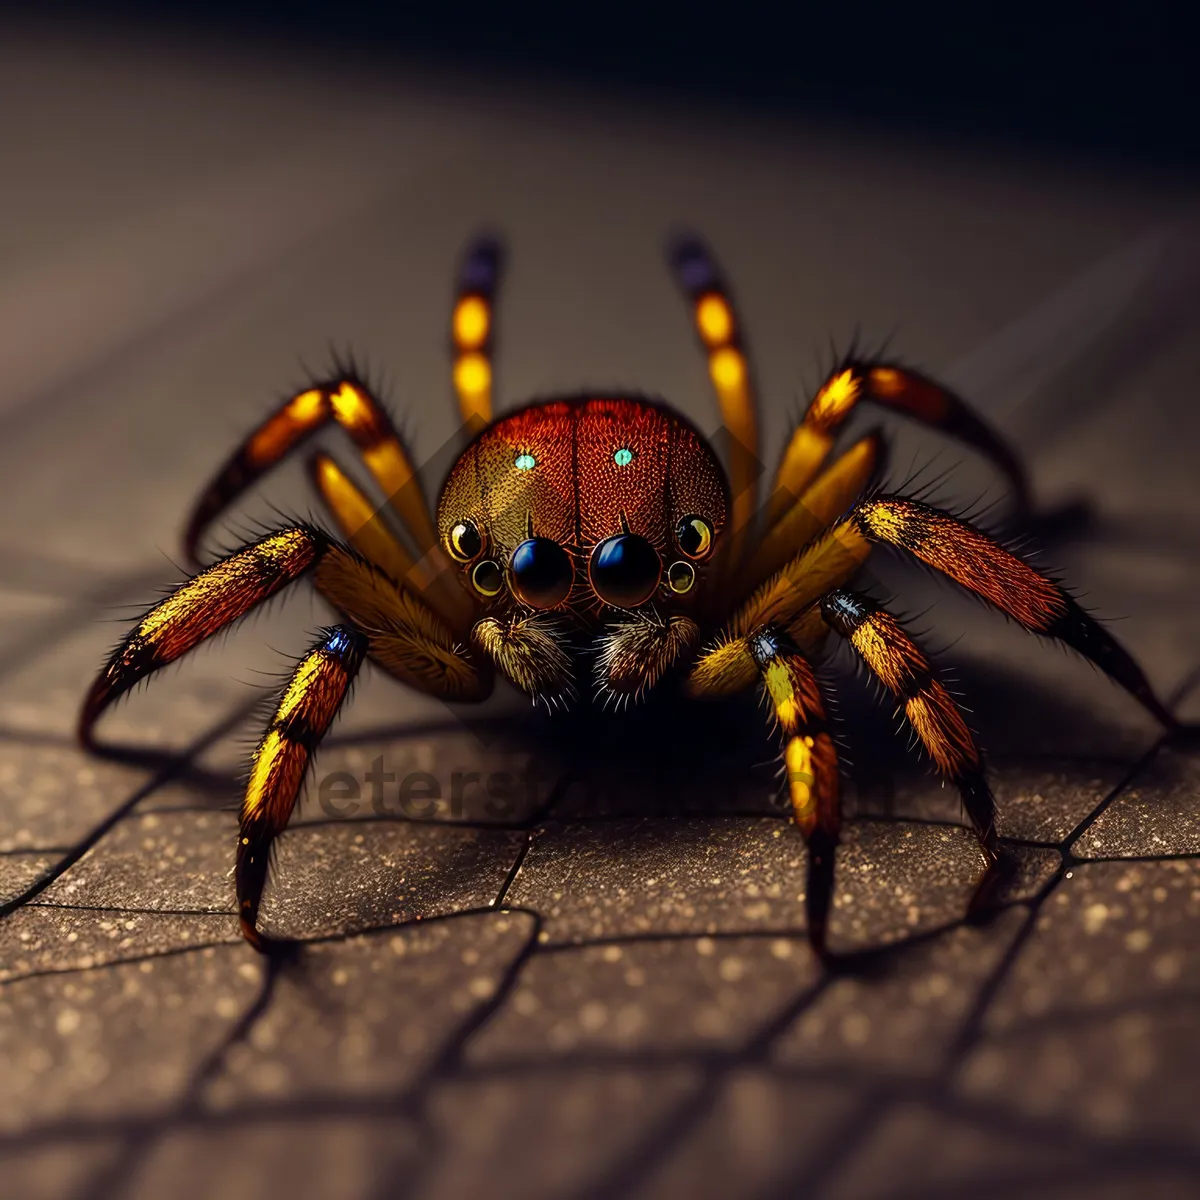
[820,590,998,858]
[184,376,436,568]
[770,362,1030,527]
[238,625,367,950]
[748,626,840,959]
[854,497,1177,730]
[78,527,326,747]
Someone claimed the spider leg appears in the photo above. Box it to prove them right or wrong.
[472,613,575,708]
[184,376,437,570]
[821,588,997,858]
[746,433,883,590]
[729,515,873,653]
[686,518,868,703]
[854,496,1176,729]
[79,527,326,745]
[754,631,841,958]
[313,544,491,702]
[307,451,474,632]
[450,234,504,429]
[668,235,760,562]
[594,610,699,699]
[237,624,367,950]
[692,622,840,958]
[79,527,490,748]
[769,361,1031,527]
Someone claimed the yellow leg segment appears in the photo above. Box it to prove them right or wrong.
[687,601,842,956]
[308,453,474,631]
[752,627,840,957]
[237,625,366,949]
[451,235,503,430]
[184,376,437,567]
[748,434,881,589]
[314,545,490,702]
[79,527,324,745]
[669,235,760,562]
[821,589,997,855]
[769,361,1031,526]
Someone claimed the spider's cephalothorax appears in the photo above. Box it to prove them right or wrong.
[79,233,1178,958]
[434,395,729,700]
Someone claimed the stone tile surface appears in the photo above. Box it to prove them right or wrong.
[418,1068,704,1200]
[1074,748,1200,858]
[203,913,537,1108]
[774,909,1028,1077]
[0,908,237,983]
[0,944,263,1135]
[1,21,1198,1200]
[35,809,526,940]
[955,859,1200,1143]
[507,816,1058,950]
[467,934,822,1061]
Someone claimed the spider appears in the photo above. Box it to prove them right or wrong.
[78,232,1178,958]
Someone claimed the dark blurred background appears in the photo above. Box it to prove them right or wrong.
[32,1,1200,169]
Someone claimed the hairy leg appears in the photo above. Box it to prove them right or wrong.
[307,451,474,631]
[854,495,1176,729]
[313,543,491,702]
[184,375,437,568]
[751,627,841,958]
[238,625,367,949]
[821,589,997,857]
[747,434,882,589]
[79,527,325,745]
[770,361,1031,524]
[79,526,490,750]
[668,235,760,561]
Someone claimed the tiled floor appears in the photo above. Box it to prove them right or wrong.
[1,23,1198,1199]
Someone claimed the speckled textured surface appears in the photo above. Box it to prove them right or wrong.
[1,23,1198,1199]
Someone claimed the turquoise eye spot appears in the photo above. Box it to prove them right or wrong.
[613,447,635,467]
[514,452,537,471]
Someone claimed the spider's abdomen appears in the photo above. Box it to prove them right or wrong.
[436,395,729,564]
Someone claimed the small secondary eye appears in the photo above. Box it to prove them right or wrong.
[676,515,713,560]
[471,559,503,597]
[667,560,696,594]
[448,519,483,562]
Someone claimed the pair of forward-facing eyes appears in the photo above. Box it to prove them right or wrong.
[445,515,715,609]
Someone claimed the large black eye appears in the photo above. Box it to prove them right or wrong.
[448,519,483,562]
[676,515,713,560]
[588,534,662,608]
[509,538,573,609]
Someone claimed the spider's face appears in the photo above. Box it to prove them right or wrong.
[436,395,729,615]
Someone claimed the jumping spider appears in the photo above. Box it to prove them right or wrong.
[79,233,1178,957]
